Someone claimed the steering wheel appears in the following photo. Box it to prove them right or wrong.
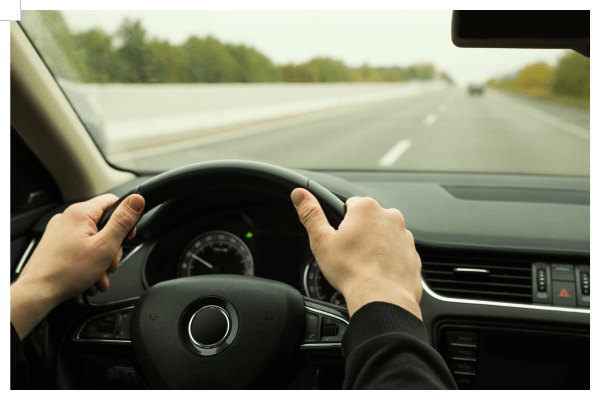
[45,160,350,389]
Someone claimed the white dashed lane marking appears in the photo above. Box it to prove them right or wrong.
[378,139,413,167]
[424,113,438,126]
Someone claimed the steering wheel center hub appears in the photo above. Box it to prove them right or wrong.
[189,305,230,348]
[179,298,239,356]
[131,275,305,389]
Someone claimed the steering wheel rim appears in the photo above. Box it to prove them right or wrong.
[43,160,346,389]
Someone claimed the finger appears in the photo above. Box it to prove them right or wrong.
[128,226,137,240]
[95,273,110,292]
[291,188,335,252]
[107,247,123,274]
[82,194,120,224]
[94,194,145,247]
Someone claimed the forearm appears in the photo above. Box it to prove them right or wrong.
[10,279,59,340]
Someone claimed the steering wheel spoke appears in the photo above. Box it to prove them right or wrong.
[71,305,135,345]
[301,297,349,351]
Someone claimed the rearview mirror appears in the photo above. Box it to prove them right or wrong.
[451,10,589,57]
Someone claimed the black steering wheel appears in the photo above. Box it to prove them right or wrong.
[45,160,350,389]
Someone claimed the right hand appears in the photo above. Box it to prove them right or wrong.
[291,188,423,319]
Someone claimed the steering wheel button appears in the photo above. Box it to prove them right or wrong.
[99,321,115,333]
[321,323,338,337]
[304,312,319,342]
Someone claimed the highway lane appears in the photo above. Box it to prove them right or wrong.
[111,87,590,177]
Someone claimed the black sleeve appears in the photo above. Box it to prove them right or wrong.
[11,321,29,389]
[341,302,458,390]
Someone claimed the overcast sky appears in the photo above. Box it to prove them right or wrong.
[60,10,568,87]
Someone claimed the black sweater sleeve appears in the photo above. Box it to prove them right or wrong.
[11,322,29,389]
[341,302,458,390]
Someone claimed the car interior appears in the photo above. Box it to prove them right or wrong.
[10,10,590,389]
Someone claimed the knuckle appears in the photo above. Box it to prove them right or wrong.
[113,210,134,231]
[389,208,405,221]
[362,197,379,207]
[48,213,62,225]
[299,203,320,225]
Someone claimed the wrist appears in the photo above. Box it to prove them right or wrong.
[11,278,61,340]
[343,280,422,320]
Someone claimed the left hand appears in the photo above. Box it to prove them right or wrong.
[17,193,145,304]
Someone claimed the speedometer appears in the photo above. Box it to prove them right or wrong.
[304,258,346,306]
[179,230,254,277]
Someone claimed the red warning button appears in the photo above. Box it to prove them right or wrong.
[552,282,576,307]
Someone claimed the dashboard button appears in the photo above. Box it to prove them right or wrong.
[447,331,478,347]
[449,345,477,359]
[552,281,577,307]
[79,320,103,339]
[451,359,477,374]
[551,264,575,281]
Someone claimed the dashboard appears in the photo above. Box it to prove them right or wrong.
[141,205,343,306]
[26,168,590,389]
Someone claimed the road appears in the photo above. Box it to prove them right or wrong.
[109,87,590,177]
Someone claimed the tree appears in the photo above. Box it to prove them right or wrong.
[20,10,88,81]
[73,29,127,83]
[516,62,554,92]
[549,51,590,99]
[183,36,239,83]
[117,19,156,82]
[281,64,317,82]
[226,44,280,83]
[360,63,371,81]
[148,39,192,83]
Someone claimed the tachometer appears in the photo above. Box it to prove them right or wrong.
[304,258,346,306]
[179,230,254,277]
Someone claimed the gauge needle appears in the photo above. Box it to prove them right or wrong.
[191,254,213,269]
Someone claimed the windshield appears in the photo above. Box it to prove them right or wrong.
[19,10,590,176]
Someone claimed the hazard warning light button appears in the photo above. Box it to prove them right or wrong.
[552,281,577,307]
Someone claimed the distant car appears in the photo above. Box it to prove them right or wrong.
[468,83,485,95]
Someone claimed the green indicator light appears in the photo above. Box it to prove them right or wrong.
[246,232,253,239]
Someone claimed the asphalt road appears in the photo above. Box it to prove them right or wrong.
[111,87,590,176]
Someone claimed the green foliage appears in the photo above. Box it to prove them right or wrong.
[20,10,88,81]
[485,51,589,109]
[183,36,239,83]
[281,64,317,82]
[515,62,554,93]
[549,52,590,99]
[73,29,119,83]
[117,19,157,82]
[226,44,280,82]
[307,58,353,82]
[21,10,454,85]
[148,39,192,83]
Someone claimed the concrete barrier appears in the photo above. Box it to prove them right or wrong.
[58,79,449,149]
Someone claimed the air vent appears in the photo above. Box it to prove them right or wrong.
[421,256,533,304]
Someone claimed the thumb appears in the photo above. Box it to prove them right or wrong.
[291,188,334,251]
[96,194,145,246]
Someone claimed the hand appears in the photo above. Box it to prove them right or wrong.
[11,194,145,339]
[291,188,422,319]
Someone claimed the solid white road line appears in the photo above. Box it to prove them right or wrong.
[378,139,413,167]
[424,113,438,126]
